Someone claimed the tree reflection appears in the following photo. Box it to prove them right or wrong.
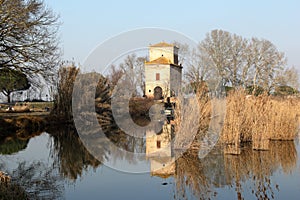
[70,71,148,169]
[48,125,101,181]
[1,161,64,200]
[0,137,28,155]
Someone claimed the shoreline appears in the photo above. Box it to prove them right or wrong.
[0,111,50,118]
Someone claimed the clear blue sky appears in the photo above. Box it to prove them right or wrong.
[45,0,300,70]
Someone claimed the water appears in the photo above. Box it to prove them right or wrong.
[1,128,300,200]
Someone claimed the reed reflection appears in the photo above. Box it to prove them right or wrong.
[142,116,297,200]
[224,141,297,200]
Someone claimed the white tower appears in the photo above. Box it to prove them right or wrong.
[144,42,182,99]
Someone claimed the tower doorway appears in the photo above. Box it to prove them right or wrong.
[154,86,163,100]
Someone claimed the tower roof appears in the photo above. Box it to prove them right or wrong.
[145,56,182,68]
[145,56,171,65]
[150,42,174,47]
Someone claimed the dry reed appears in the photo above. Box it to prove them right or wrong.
[0,171,11,184]
[173,83,212,152]
[174,86,300,153]
[220,89,300,152]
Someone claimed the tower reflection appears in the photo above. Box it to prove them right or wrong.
[146,121,175,178]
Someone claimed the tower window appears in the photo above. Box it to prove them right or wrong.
[156,73,160,81]
[157,141,161,149]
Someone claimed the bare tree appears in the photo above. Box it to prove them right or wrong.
[173,41,190,65]
[191,29,287,94]
[184,46,217,91]
[227,34,248,87]
[247,38,286,93]
[0,0,61,85]
[275,66,299,90]
[116,54,146,96]
[107,64,124,89]
[199,30,233,86]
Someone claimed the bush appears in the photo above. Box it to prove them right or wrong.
[274,85,298,96]
[246,85,265,96]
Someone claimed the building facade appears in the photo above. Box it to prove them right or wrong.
[144,42,182,99]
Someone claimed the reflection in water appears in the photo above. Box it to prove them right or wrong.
[0,117,45,155]
[146,122,175,178]
[146,120,221,199]
[143,118,298,199]
[0,116,299,199]
[175,152,214,200]
[11,161,64,200]
[48,125,101,181]
[173,141,297,200]
[224,141,297,200]
[0,132,64,199]
[48,122,147,180]
[0,137,28,155]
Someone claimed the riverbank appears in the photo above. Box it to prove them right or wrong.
[1,91,300,153]
[0,111,50,118]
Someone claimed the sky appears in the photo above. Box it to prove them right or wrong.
[45,0,300,70]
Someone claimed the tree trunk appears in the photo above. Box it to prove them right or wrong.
[2,91,11,103]
[252,69,258,95]
[7,92,11,103]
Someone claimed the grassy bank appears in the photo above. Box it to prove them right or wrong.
[0,102,53,112]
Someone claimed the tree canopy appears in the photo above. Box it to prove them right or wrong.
[0,68,30,102]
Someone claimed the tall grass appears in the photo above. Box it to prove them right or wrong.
[174,86,300,153]
[174,83,210,152]
[221,89,300,151]
[221,90,246,154]
[51,66,79,121]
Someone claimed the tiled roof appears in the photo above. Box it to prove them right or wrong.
[150,42,174,47]
[145,56,171,65]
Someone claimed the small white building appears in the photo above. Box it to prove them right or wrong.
[144,42,182,99]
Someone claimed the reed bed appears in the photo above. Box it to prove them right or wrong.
[174,84,212,152]
[174,87,300,153]
[219,89,300,152]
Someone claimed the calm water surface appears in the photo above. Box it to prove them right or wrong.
[1,128,300,200]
